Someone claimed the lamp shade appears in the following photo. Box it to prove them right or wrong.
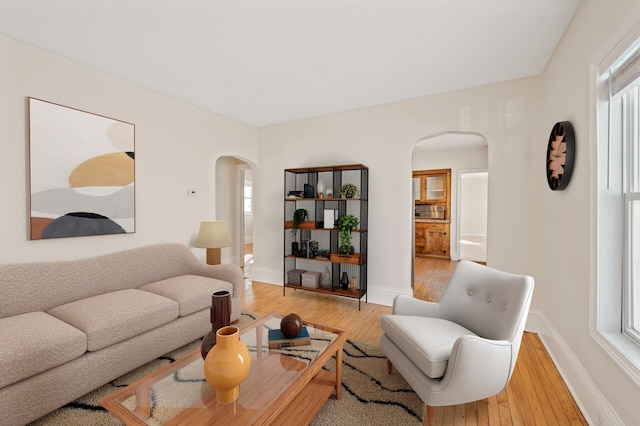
[196,221,231,249]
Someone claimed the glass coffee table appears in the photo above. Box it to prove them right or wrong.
[100,312,349,425]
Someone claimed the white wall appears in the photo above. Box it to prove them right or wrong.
[459,172,488,236]
[253,77,539,305]
[533,1,640,424]
[0,34,258,264]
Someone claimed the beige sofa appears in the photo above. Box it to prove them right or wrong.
[0,243,242,426]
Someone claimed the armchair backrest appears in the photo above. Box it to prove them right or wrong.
[439,261,534,344]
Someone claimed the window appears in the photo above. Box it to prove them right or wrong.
[617,83,640,344]
[244,180,253,214]
[598,38,640,359]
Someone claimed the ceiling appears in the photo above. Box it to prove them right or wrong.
[0,1,580,127]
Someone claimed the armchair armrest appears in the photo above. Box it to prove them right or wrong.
[428,335,513,406]
[393,295,441,318]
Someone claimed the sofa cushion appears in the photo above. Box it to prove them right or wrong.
[0,312,87,389]
[138,275,233,317]
[381,315,477,378]
[47,289,178,352]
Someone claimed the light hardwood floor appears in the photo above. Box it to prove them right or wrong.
[241,256,587,425]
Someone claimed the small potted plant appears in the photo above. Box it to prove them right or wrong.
[291,208,309,237]
[290,208,309,256]
[338,183,358,198]
[335,214,359,254]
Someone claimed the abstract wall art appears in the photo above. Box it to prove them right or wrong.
[27,98,135,240]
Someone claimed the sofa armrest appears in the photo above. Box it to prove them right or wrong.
[192,263,243,299]
[393,295,441,318]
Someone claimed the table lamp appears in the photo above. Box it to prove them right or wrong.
[196,221,231,265]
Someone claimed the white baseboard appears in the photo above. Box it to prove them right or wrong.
[365,285,412,307]
[526,310,622,425]
[249,266,282,286]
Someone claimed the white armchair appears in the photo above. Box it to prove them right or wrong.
[379,260,534,426]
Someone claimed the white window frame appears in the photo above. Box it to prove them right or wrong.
[619,84,640,346]
[594,31,640,385]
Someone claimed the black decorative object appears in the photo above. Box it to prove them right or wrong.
[200,290,231,360]
[340,272,349,290]
[303,183,315,198]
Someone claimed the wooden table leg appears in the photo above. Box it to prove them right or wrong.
[132,386,152,419]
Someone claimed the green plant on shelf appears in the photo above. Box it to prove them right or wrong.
[291,208,309,237]
[335,214,359,254]
[338,183,358,198]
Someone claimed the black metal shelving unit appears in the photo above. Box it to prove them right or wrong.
[283,164,368,310]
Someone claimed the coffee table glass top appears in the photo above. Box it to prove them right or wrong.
[100,312,346,425]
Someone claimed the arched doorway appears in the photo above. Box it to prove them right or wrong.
[215,156,256,276]
[411,132,488,286]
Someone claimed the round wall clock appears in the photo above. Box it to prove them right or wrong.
[546,121,575,191]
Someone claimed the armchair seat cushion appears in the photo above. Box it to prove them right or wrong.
[381,315,476,378]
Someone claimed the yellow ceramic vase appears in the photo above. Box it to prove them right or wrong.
[203,325,251,403]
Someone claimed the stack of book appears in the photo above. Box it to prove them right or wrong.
[268,326,310,349]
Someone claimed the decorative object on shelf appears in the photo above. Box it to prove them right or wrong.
[546,121,575,191]
[305,240,318,258]
[338,183,358,198]
[340,272,349,290]
[200,290,231,360]
[302,270,321,288]
[303,183,315,198]
[203,326,251,404]
[291,241,299,256]
[196,221,232,265]
[287,190,304,198]
[326,188,333,198]
[291,208,309,237]
[324,209,337,229]
[280,312,303,338]
[350,277,358,294]
[315,248,330,260]
[335,214,359,254]
[287,269,306,285]
[317,179,325,198]
[321,266,331,288]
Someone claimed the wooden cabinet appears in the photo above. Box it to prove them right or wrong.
[414,168,451,259]
[413,169,451,205]
[283,164,368,309]
[415,222,450,259]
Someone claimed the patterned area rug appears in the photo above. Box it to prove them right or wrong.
[29,314,424,426]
